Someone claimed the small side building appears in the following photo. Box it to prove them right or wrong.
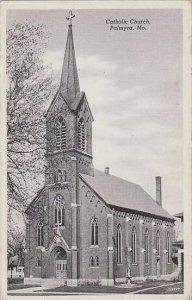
[172,212,184,281]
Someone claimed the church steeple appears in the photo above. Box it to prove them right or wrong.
[45,11,94,177]
[60,11,80,106]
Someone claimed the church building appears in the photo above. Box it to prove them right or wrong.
[24,12,175,286]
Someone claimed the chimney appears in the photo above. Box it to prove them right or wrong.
[156,176,162,206]
[104,167,110,175]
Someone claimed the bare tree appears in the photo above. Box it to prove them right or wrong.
[7,226,25,268]
[7,22,55,215]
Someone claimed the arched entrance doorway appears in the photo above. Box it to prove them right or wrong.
[53,246,67,279]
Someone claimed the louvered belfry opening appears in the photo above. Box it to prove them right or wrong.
[56,116,66,151]
[78,118,86,151]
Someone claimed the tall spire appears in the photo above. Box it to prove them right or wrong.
[60,11,80,104]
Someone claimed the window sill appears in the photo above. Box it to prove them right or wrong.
[131,263,137,266]
[48,182,70,186]
[36,246,44,250]
[90,266,99,269]
[117,263,123,266]
[90,245,99,249]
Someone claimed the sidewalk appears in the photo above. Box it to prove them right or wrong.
[131,282,183,294]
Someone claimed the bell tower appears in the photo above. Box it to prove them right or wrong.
[44,10,94,186]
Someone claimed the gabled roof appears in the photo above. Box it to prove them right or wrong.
[45,90,94,122]
[25,186,45,213]
[45,90,81,118]
[72,91,94,122]
[80,169,174,221]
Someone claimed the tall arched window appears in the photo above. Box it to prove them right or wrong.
[166,232,171,263]
[63,170,67,182]
[117,225,122,264]
[78,118,86,152]
[144,229,149,264]
[54,194,65,227]
[57,170,62,183]
[156,230,160,256]
[36,256,41,267]
[56,116,66,150]
[37,221,43,247]
[91,218,98,245]
[132,227,136,264]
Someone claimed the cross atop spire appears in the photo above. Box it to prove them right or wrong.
[66,10,75,26]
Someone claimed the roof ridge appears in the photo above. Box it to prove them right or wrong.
[93,168,138,186]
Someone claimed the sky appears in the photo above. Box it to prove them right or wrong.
[7,9,183,215]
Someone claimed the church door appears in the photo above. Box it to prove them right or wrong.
[54,246,67,279]
[56,259,67,278]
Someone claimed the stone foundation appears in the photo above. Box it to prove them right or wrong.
[24,277,114,287]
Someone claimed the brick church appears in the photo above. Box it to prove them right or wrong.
[24,12,175,286]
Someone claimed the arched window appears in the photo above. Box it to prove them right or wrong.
[63,170,67,182]
[156,230,160,256]
[57,170,62,183]
[56,116,66,150]
[36,221,43,247]
[95,256,99,266]
[55,247,67,260]
[90,256,94,267]
[117,225,122,264]
[36,256,41,267]
[132,227,136,264]
[78,118,86,151]
[54,170,67,183]
[54,195,65,227]
[166,232,171,263]
[91,218,98,245]
[144,229,149,264]
[54,172,57,183]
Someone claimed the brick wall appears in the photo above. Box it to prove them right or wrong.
[79,179,111,281]
[25,171,175,282]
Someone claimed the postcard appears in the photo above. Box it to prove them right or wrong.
[0,1,191,300]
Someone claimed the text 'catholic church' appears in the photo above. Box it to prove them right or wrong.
[24,12,175,286]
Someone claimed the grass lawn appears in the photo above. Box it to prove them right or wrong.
[38,280,180,294]
[8,278,24,284]
[8,284,41,291]
[8,280,183,295]
[8,277,40,290]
